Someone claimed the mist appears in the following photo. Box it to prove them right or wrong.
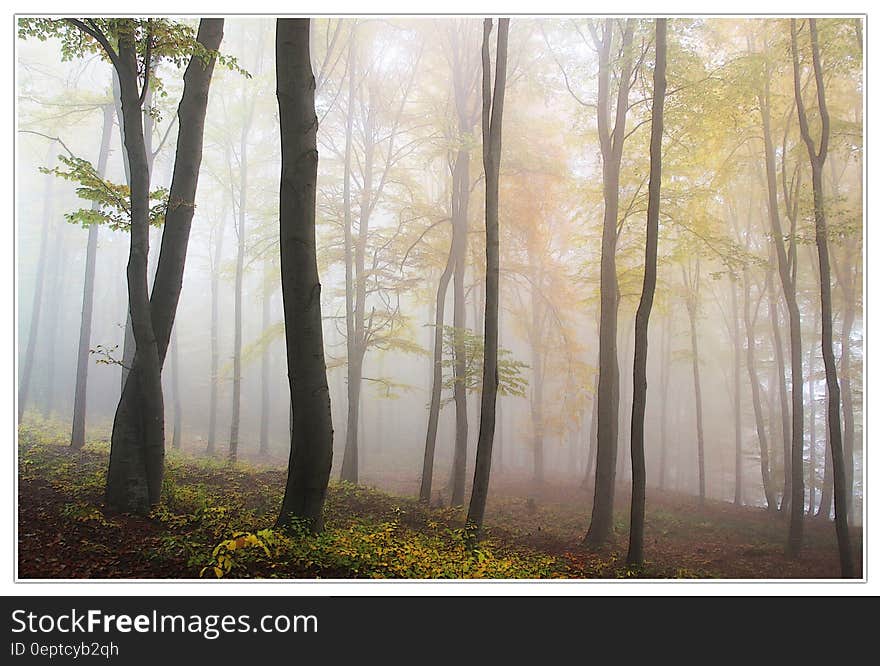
[16,17,863,580]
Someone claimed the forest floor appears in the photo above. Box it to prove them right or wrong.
[17,420,862,580]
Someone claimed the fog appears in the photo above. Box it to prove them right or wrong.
[17,17,862,535]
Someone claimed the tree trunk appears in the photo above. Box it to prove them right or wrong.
[466,18,508,537]
[791,18,854,576]
[758,54,804,552]
[170,326,182,450]
[449,150,470,506]
[207,201,228,456]
[831,237,857,522]
[275,17,334,531]
[105,32,165,514]
[658,312,672,490]
[528,264,546,485]
[19,148,55,423]
[42,226,68,419]
[683,263,706,503]
[113,70,136,394]
[627,17,665,567]
[259,258,273,457]
[106,19,224,513]
[808,303,818,514]
[419,238,454,502]
[340,31,361,484]
[70,103,114,448]
[585,19,634,546]
[730,272,743,505]
[767,270,792,514]
[229,102,254,464]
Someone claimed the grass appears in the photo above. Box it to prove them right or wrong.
[17,420,860,580]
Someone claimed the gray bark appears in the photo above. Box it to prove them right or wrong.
[585,19,634,546]
[467,17,509,537]
[275,17,334,531]
[627,17,665,566]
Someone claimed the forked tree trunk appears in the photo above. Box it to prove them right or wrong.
[106,19,224,513]
[466,17,508,537]
[791,18,854,577]
[585,19,634,547]
[105,30,166,514]
[758,54,804,551]
[275,17,334,531]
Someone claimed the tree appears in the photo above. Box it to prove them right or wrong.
[585,19,636,546]
[17,145,55,423]
[445,20,482,506]
[274,17,334,531]
[466,17,509,539]
[70,102,115,449]
[113,18,223,511]
[227,21,267,464]
[334,22,423,485]
[790,17,854,577]
[20,17,231,512]
[627,17,666,567]
[756,30,805,553]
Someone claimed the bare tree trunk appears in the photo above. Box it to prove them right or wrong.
[259,259,273,457]
[791,18,854,576]
[658,313,672,491]
[758,51,804,553]
[19,148,55,423]
[808,304,818,514]
[528,264,546,485]
[70,103,114,448]
[341,30,374,484]
[449,150,470,506]
[207,202,228,456]
[683,262,706,503]
[340,31,358,482]
[818,408,833,519]
[419,239,454,502]
[767,270,792,514]
[42,230,68,419]
[627,17,665,567]
[585,19,634,546]
[275,17,334,531]
[466,18,508,538]
[730,272,743,505]
[831,237,857,522]
[229,104,254,464]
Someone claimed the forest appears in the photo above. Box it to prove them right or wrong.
[15,16,863,580]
